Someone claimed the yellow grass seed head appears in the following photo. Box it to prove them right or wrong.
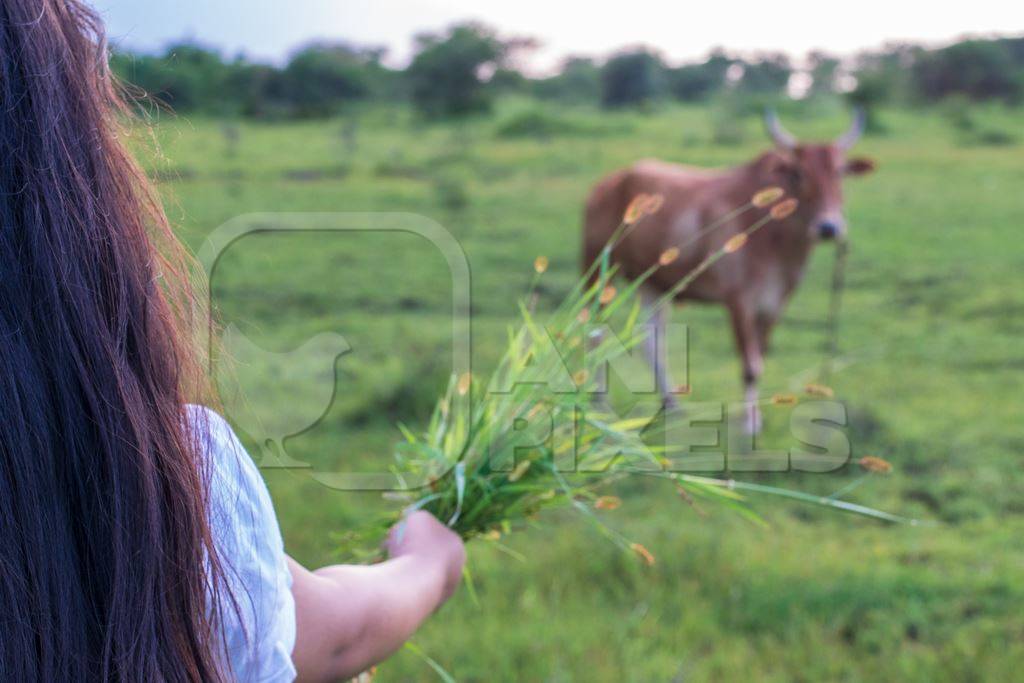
[353,666,378,683]
[858,456,893,474]
[804,383,835,398]
[508,459,532,482]
[457,372,472,396]
[483,529,502,541]
[573,369,589,387]
[724,233,748,253]
[623,194,650,224]
[659,246,680,266]
[599,285,617,305]
[771,393,798,406]
[533,255,549,274]
[594,495,622,511]
[770,198,799,220]
[675,483,704,515]
[643,193,665,216]
[752,186,785,208]
[623,193,665,224]
[630,542,656,566]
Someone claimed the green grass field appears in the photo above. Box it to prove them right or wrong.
[144,100,1023,681]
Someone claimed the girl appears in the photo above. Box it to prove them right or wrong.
[0,1,464,680]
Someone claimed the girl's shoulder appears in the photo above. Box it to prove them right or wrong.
[187,405,298,682]
[187,405,265,500]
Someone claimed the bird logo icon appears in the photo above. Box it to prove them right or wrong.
[216,323,353,469]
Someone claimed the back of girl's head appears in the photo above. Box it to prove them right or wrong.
[1,1,227,679]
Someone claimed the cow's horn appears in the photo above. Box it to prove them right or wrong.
[764,108,796,149]
[836,106,866,150]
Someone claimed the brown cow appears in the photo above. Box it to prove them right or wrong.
[582,110,875,433]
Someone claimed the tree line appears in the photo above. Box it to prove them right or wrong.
[111,23,1024,119]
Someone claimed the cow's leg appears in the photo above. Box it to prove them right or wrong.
[641,287,679,411]
[728,298,764,434]
[755,310,778,354]
[587,324,614,413]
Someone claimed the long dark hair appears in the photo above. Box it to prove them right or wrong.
[0,1,229,679]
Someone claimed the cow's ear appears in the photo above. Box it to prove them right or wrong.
[845,157,876,176]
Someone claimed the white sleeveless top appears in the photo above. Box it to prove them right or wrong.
[192,406,297,682]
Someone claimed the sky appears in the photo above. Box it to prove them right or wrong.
[94,0,1023,72]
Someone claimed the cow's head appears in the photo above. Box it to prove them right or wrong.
[762,109,875,242]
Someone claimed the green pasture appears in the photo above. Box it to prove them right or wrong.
[143,100,1023,681]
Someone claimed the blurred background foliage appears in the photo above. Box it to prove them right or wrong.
[112,24,1024,122]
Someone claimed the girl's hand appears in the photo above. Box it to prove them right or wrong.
[384,511,466,603]
[290,512,466,681]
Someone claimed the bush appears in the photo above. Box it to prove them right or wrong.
[969,128,1018,146]
[112,42,233,114]
[533,57,601,104]
[281,43,376,117]
[710,102,746,146]
[667,51,732,102]
[432,174,470,212]
[601,50,665,108]
[112,40,390,118]
[223,63,291,118]
[495,109,582,139]
[942,98,1018,147]
[847,70,897,134]
[913,40,1023,103]
[735,53,792,96]
[406,24,504,118]
[942,95,977,133]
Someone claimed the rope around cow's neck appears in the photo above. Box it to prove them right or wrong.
[819,239,850,384]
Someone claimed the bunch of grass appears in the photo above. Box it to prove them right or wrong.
[339,187,911,564]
